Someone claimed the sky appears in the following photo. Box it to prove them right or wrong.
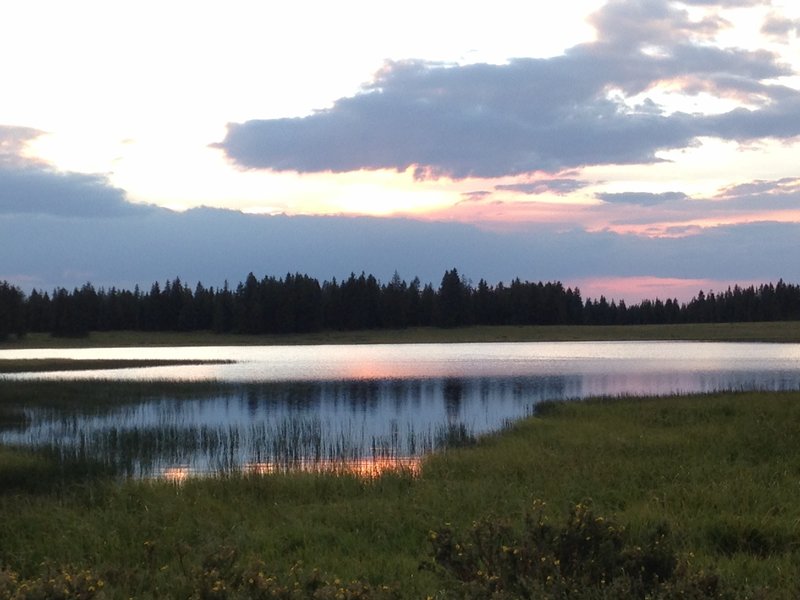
[1,0,799,302]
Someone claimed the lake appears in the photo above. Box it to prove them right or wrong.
[2,341,800,478]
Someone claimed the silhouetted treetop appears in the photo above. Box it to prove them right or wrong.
[1,273,798,340]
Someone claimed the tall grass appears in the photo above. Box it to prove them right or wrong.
[2,391,800,597]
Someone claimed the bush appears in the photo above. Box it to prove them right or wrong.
[0,557,400,600]
[0,565,106,599]
[188,551,401,600]
[425,500,728,599]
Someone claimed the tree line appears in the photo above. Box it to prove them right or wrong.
[1,270,799,340]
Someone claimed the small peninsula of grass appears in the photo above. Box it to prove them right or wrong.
[0,358,234,374]
[2,391,800,597]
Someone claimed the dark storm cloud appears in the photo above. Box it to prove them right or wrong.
[217,0,798,178]
[597,191,689,205]
[0,125,152,218]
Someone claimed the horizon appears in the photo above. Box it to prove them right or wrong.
[6,266,785,307]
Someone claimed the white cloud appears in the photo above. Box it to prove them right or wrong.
[0,126,151,218]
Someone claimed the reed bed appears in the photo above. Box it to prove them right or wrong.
[0,379,480,482]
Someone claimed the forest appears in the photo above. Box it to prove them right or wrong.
[1,270,800,339]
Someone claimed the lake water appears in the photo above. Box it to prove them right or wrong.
[2,341,800,478]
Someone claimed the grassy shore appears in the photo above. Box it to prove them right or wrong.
[0,358,233,374]
[2,391,800,597]
[3,320,800,349]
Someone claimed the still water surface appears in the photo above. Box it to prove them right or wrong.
[2,341,799,477]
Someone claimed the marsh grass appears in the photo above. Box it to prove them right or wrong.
[2,391,800,597]
[0,380,481,481]
[7,414,475,480]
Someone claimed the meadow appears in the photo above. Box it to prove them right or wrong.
[2,388,800,598]
[4,320,800,350]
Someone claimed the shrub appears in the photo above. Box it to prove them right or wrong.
[0,565,106,599]
[189,554,401,600]
[425,500,728,599]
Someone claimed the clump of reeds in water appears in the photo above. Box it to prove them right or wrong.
[7,407,479,481]
[0,409,30,431]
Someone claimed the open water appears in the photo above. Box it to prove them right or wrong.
[2,341,799,477]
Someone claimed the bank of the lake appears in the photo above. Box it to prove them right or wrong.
[2,391,800,598]
[3,320,800,349]
[0,358,234,374]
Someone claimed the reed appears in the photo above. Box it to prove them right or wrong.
[0,378,491,483]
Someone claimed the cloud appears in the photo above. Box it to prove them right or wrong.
[598,177,800,232]
[459,191,492,203]
[217,0,798,179]
[0,126,48,168]
[496,178,589,195]
[715,177,800,199]
[761,13,800,40]
[2,204,799,296]
[0,168,153,218]
[586,0,730,51]
[0,125,152,218]
[682,0,767,6]
[597,191,689,205]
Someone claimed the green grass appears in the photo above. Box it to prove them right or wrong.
[2,391,800,597]
[3,320,800,349]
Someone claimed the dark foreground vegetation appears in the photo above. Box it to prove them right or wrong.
[2,272,800,339]
[3,320,800,351]
[2,389,800,598]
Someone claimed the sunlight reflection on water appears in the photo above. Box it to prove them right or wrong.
[3,341,800,382]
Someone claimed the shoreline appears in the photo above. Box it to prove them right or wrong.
[0,358,234,374]
[2,321,800,350]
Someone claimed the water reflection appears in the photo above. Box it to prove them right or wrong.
[2,341,800,479]
[2,368,800,479]
[4,341,800,382]
[162,457,421,483]
[0,377,549,477]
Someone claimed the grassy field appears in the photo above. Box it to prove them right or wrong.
[2,391,800,597]
[2,321,800,349]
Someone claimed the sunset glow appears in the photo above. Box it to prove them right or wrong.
[161,457,422,483]
[570,276,760,303]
